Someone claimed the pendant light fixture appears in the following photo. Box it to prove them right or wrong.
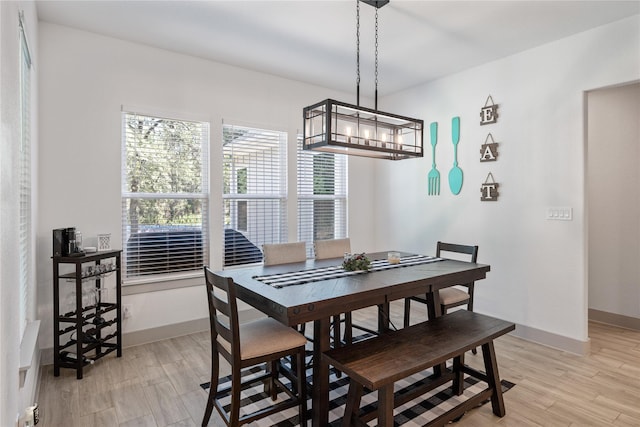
[303,0,423,160]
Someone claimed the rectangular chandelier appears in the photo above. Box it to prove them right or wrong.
[303,99,423,160]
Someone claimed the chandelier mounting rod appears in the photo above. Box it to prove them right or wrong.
[357,0,387,109]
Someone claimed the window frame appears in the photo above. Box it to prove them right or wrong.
[121,108,210,284]
[18,10,33,339]
[222,123,288,268]
[297,136,348,258]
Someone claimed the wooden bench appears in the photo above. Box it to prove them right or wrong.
[322,310,515,427]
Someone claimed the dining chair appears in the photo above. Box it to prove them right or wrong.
[264,241,349,355]
[263,241,314,343]
[313,237,352,261]
[202,267,307,427]
[403,241,479,353]
[263,242,307,266]
[313,238,356,348]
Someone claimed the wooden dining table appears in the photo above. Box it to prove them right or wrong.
[215,251,491,426]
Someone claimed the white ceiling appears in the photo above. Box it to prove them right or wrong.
[36,0,640,97]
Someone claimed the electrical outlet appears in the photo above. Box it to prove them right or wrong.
[123,304,132,319]
[19,404,39,427]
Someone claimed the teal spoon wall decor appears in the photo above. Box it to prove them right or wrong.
[448,116,463,195]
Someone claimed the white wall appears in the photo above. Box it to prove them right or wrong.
[376,16,640,349]
[35,11,640,360]
[1,1,39,425]
[587,83,640,318]
[37,23,378,349]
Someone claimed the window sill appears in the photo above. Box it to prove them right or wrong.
[122,272,203,295]
[19,320,40,388]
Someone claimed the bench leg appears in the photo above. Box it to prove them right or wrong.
[481,341,506,417]
[342,381,363,427]
[378,384,394,427]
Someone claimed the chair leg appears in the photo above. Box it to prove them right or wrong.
[296,347,308,425]
[466,298,478,355]
[202,353,220,427]
[344,312,353,345]
[333,313,350,379]
[202,386,215,427]
[334,316,343,379]
[229,369,242,426]
[333,315,342,347]
[269,360,278,400]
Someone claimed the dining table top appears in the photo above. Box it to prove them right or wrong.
[215,251,491,326]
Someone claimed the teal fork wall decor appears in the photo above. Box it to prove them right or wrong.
[448,116,463,195]
[427,122,440,195]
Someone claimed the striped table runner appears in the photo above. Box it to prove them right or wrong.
[254,254,443,288]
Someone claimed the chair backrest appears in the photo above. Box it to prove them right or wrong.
[436,241,478,288]
[314,238,351,260]
[204,266,240,362]
[436,241,478,263]
[263,242,307,266]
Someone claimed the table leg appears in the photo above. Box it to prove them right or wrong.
[312,317,331,427]
[426,290,445,376]
[426,289,442,319]
[378,302,390,333]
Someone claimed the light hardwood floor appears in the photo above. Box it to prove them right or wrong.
[37,302,640,426]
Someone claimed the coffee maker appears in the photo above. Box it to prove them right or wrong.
[53,227,84,257]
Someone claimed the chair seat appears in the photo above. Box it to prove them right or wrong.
[219,317,308,360]
[439,287,471,306]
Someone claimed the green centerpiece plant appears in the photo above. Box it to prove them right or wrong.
[342,253,371,272]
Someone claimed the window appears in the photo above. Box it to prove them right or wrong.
[223,124,287,267]
[121,111,209,281]
[297,137,348,258]
[19,11,33,337]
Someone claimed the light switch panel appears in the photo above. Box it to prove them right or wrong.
[546,207,573,221]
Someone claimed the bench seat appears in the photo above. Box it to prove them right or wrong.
[322,310,515,427]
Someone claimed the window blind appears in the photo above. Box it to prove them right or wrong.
[223,124,287,267]
[19,11,33,338]
[297,136,348,258]
[121,112,210,280]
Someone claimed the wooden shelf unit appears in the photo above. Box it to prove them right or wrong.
[52,250,122,379]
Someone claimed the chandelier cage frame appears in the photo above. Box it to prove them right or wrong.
[303,99,423,160]
[303,0,423,160]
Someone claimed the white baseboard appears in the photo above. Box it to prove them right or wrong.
[589,308,640,331]
[41,308,593,366]
[510,322,590,356]
[40,308,264,366]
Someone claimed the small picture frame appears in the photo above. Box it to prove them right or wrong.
[97,233,111,251]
